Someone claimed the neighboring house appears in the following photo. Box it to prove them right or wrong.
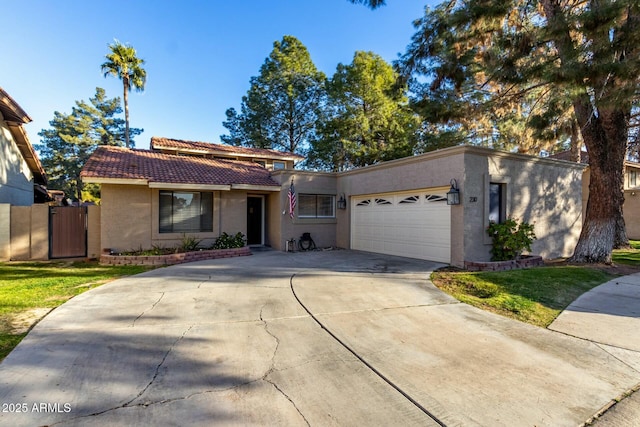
[82,138,586,267]
[551,150,640,240]
[624,161,640,239]
[0,88,48,205]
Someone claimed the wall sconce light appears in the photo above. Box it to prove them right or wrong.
[446,179,460,205]
[337,194,347,210]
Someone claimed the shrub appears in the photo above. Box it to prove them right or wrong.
[487,218,536,261]
[178,234,202,252]
[211,232,246,249]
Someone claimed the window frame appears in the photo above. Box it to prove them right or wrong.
[159,190,214,234]
[629,170,637,188]
[298,194,336,219]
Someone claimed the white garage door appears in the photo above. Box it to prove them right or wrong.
[351,190,451,263]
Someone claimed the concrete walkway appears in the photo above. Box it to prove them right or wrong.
[0,250,638,426]
[549,272,640,426]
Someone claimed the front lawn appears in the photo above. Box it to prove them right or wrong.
[431,266,615,327]
[0,262,154,361]
[432,244,640,328]
[611,240,640,267]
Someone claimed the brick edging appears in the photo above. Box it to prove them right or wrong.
[100,246,252,266]
[464,255,544,272]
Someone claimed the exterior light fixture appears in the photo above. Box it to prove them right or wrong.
[337,194,347,210]
[446,179,460,205]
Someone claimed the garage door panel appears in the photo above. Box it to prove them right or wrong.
[351,190,451,263]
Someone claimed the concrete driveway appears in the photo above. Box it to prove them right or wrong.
[0,250,638,426]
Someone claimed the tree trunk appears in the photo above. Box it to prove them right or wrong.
[123,80,130,149]
[541,0,630,263]
[570,107,628,263]
[76,175,84,204]
[569,118,582,163]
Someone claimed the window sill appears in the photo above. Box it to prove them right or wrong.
[295,218,337,225]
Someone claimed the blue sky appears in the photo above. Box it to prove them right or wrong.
[3,1,433,150]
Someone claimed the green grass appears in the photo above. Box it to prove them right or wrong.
[431,266,615,327]
[432,243,640,328]
[612,240,640,266]
[0,262,154,361]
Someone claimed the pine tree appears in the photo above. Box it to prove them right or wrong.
[37,88,141,201]
[308,51,419,171]
[221,36,326,155]
[389,0,640,263]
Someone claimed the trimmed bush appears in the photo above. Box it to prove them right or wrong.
[487,219,536,261]
[210,232,247,250]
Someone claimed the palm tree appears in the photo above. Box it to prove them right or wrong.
[348,0,385,8]
[101,40,146,148]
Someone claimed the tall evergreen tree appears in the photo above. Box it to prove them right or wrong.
[221,35,326,155]
[101,40,146,149]
[37,88,141,201]
[308,51,419,171]
[359,0,640,264]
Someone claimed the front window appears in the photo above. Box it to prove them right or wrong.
[629,170,637,188]
[159,191,213,233]
[298,194,335,218]
[273,161,286,170]
[489,183,505,223]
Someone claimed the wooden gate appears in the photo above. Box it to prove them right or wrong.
[49,206,87,259]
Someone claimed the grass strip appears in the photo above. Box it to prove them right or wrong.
[0,262,154,361]
[431,266,614,327]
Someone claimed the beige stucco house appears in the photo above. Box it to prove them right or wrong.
[0,88,50,261]
[622,161,640,239]
[551,150,640,240]
[0,88,48,205]
[82,137,586,267]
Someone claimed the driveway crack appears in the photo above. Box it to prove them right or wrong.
[124,324,194,407]
[259,305,280,375]
[259,305,310,426]
[132,292,165,327]
[50,325,194,425]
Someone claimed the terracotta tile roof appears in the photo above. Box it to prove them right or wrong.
[151,136,305,161]
[81,146,280,188]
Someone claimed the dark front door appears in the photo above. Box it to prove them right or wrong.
[247,196,263,245]
[49,206,87,258]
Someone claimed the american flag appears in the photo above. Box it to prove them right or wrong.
[288,180,296,218]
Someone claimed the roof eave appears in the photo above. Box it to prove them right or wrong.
[6,122,47,185]
[0,88,32,124]
[148,182,232,191]
[81,177,149,186]
[231,184,281,192]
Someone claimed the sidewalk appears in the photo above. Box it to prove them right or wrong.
[548,272,640,425]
